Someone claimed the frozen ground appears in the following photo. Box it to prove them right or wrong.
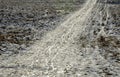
[0,0,84,54]
[0,0,120,77]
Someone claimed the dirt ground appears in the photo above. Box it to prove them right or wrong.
[0,0,85,54]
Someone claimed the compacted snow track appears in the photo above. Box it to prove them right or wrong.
[1,0,119,77]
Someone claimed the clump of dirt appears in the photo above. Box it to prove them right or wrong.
[96,35,120,48]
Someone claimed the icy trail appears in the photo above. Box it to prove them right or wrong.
[1,0,118,77]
